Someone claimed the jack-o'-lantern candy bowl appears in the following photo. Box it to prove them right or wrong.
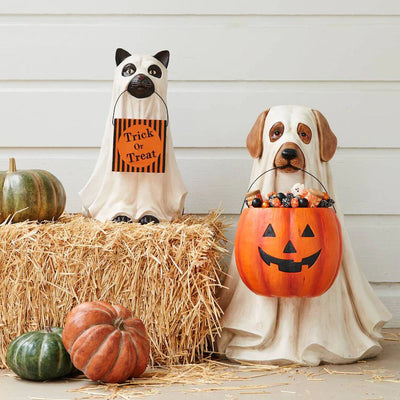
[235,206,342,298]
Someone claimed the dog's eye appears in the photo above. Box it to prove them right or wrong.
[297,123,312,144]
[148,65,162,78]
[269,122,284,142]
[122,63,136,77]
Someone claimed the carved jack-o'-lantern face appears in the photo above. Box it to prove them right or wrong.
[258,223,321,273]
[235,208,342,297]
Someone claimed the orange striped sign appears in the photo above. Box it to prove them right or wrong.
[112,119,167,173]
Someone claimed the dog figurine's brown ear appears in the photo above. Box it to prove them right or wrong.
[246,109,269,158]
[312,109,337,162]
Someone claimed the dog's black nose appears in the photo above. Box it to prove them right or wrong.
[128,74,155,98]
[281,148,298,161]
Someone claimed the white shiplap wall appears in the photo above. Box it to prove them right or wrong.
[0,1,399,325]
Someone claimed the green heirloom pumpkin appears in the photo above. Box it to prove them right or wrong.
[6,327,74,381]
[0,158,66,223]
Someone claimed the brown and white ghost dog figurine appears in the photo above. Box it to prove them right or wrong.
[218,105,391,365]
[80,49,187,224]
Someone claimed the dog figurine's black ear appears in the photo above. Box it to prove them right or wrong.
[153,50,170,68]
[246,109,269,158]
[312,109,337,162]
[115,48,131,66]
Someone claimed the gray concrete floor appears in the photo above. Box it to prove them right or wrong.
[1,329,400,400]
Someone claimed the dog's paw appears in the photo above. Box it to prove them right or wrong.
[138,215,160,225]
[113,215,132,223]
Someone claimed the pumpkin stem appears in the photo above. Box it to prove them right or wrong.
[114,318,125,330]
[8,158,17,173]
[45,326,52,333]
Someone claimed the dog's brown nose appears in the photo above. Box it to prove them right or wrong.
[281,148,298,161]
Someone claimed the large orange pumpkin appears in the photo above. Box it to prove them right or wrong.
[235,208,342,297]
[62,301,150,383]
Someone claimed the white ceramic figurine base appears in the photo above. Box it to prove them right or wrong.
[218,105,391,366]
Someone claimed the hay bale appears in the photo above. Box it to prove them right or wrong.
[0,213,227,367]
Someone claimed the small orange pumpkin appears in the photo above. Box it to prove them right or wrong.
[62,301,150,383]
[235,208,342,297]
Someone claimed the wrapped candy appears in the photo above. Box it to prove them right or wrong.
[247,183,334,208]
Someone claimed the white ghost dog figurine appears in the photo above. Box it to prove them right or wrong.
[218,105,391,365]
[80,48,187,224]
